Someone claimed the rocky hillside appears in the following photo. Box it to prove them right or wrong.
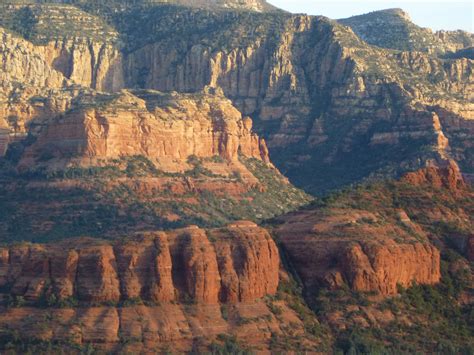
[0,2,472,353]
[0,163,471,352]
[274,160,473,352]
[339,8,474,55]
[2,0,278,12]
[0,89,310,242]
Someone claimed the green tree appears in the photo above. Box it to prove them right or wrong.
[12,7,38,40]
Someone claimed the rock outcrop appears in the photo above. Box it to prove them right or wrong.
[112,10,473,192]
[275,163,473,296]
[340,8,474,54]
[402,159,466,191]
[0,223,321,353]
[276,208,441,296]
[0,4,122,91]
[0,223,279,304]
[340,242,440,295]
[19,90,270,169]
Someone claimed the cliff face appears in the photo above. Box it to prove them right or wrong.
[1,5,473,192]
[39,38,124,91]
[19,90,270,169]
[0,223,319,352]
[0,9,121,147]
[0,223,279,304]
[114,10,474,192]
[0,29,66,89]
[276,209,441,296]
[0,4,123,91]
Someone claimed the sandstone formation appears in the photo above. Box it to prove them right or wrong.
[111,10,474,192]
[0,223,316,352]
[0,4,122,91]
[0,223,279,304]
[0,299,315,353]
[19,90,270,169]
[276,208,441,296]
[275,162,473,296]
[402,159,466,191]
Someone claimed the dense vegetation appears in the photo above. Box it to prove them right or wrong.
[0,155,311,242]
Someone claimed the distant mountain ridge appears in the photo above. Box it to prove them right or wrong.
[0,0,279,11]
[339,8,474,55]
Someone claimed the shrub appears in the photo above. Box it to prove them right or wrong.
[209,334,250,355]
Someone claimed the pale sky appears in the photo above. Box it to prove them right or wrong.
[268,1,474,32]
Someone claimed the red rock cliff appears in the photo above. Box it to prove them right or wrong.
[402,159,466,191]
[19,91,270,169]
[276,208,441,296]
[0,222,279,305]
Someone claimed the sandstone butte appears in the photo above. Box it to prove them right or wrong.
[277,212,441,296]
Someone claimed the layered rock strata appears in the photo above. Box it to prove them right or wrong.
[275,162,473,296]
[19,90,270,169]
[1,6,473,191]
[0,222,279,304]
[0,18,272,168]
[277,209,441,296]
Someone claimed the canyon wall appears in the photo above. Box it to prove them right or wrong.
[1,5,473,190]
[116,12,474,191]
[0,222,310,353]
